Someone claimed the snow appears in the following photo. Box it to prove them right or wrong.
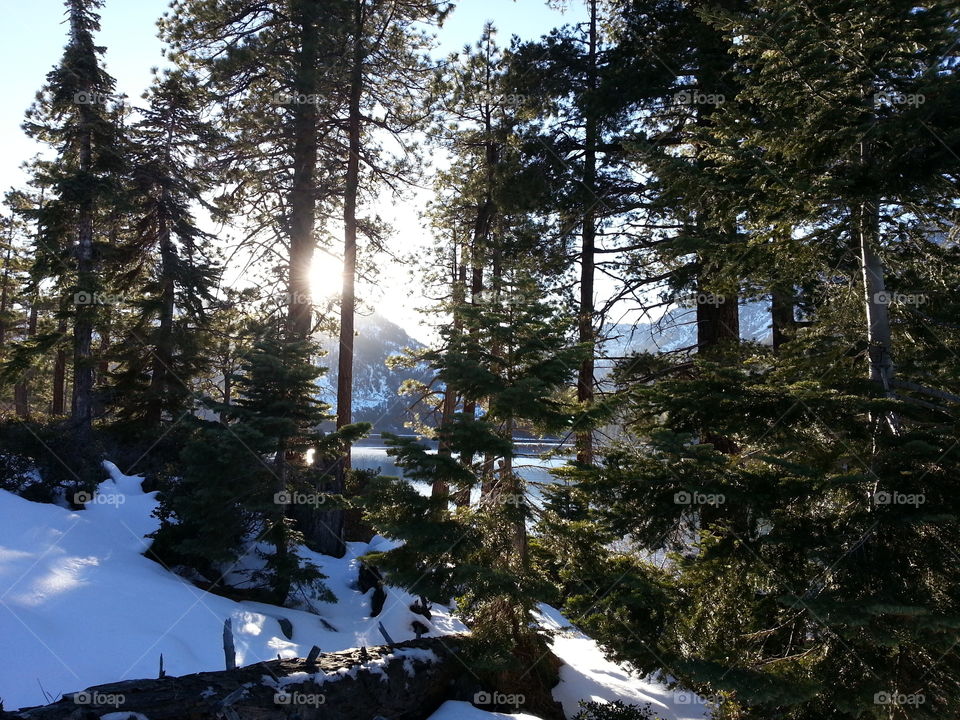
[260,646,441,690]
[0,461,709,720]
[0,462,465,710]
[429,701,546,720]
[537,604,709,720]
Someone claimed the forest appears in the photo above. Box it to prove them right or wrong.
[0,1,958,719]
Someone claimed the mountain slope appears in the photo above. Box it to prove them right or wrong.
[316,312,430,432]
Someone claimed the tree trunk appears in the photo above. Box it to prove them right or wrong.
[337,0,365,446]
[287,0,321,340]
[14,301,38,418]
[576,0,599,466]
[71,99,96,441]
[433,240,462,503]
[272,447,292,604]
[52,299,68,416]
[771,287,795,352]
[0,238,12,348]
[146,212,175,428]
[859,202,895,393]
[452,262,476,508]
[696,279,739,351]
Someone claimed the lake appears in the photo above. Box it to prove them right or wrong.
[351,437,573,506]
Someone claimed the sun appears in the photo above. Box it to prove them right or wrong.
[310,250,343,300]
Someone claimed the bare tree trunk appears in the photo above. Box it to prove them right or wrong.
[15,301,38,418]
[576,0,599,467]
[287,0,321,340]
[337,0,365,448]
[53,299,68,416]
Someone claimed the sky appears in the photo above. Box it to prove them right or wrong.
[0,0,588,334]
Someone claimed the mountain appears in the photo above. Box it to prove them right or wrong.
[601,299,773,365]
[315,302,774,431]
[317,312,431,432]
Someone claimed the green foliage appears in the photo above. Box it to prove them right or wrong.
[567,351,960,718]
[574,700,662,720]
[152,323,362,603]
[0,419,104,502]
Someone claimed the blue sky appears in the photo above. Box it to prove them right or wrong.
[0,0,585,191]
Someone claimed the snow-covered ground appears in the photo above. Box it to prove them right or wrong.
[0,463,709,719]
[537,605,707,720]
[0,462,463,710]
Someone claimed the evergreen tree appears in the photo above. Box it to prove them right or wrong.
[107,70,221,432]
[156,315,367,602]
[22,0,126,441]
[364,232,584,716]
[550,3,960,718]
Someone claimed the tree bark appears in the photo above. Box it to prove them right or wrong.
[52,298,68,416]
[14,302,38,419]
[433,239,462,502]
[696,276,739,350]
[859,203,895,393]
[287,0,322,341]
[146,211,175,428]
[576,0,599,467]
[337,0,365,446]
[0,236,12,348]
[771,287,795,352]
[70,31,96,441]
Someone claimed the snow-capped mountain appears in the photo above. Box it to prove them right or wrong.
[601,299,773,363]
[317,312,431,431]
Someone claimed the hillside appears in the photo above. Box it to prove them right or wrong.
[316,312,431,432]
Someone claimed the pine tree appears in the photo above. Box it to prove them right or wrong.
[551,2,960,718]
[22,0,127,441]
[156,314,368,603]
[364,206,584,715]
[107,70,221,432]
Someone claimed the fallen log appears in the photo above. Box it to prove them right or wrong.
[11,636,465,720]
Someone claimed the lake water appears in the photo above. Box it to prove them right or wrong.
[351,438,573,506]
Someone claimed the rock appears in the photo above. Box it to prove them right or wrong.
[357,562,387,617]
